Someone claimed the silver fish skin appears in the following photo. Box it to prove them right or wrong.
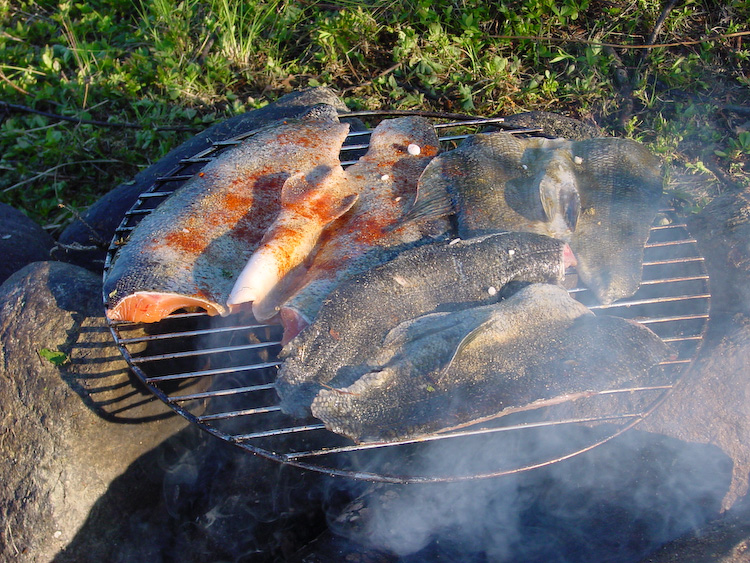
[406,132,662,305]
[310,283,671,443]
[104,105,350,323]
[267,116,448,338]
[275,231,572,417]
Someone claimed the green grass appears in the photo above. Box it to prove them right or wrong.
[1,0,748,234]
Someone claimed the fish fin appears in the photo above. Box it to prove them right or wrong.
[560,185,581,231]
[280,165,345,202]
[327,193,359,222]
[539,176,581,232]
[399,162,456,225]
[504,177,547,222]
[280,166,357,223]
[280,172,310,205]
[442,318,495,374]
[381,311,455,349]
[280,306,312,346]
[297,103,342,123]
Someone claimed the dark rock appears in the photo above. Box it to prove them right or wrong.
[57,419,334,562]
[162,443,329,563]
[642,315,750,510]
[322,427,730,563]
[54,423,207,563]
[0,261,188,561]
[641,186,750,510]
[502,110,607,140]
[291,531,396,563]
[686,188,750,325]
[56,87,351,272]
[0,203,54,285]
[640,503,750,563]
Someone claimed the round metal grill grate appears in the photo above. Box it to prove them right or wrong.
[104,113,710,483]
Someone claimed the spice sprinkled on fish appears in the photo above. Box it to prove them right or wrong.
[226,164,358,317]
[268,117,448,339]
[104,105,350,323]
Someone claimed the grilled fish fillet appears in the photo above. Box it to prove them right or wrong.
[226,164,358,316]
[274,116,448,341]
[276,231,575,417]
[311,283,671,442]
[406,133,663,304]
[104,105,350,323]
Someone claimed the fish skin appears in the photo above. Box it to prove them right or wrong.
[275,231,571,417]
[405,132,576,238]
[310,283,671,443]
[525,144,581,231]
[226,164,358,319]
[269,116,448,338]
[406,132,662,304]
[568,137,663,304]
[104,105,350,323]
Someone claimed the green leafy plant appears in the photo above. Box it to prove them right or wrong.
[715,131,750,160]
[0,0,748,232]
[38,348,69,366]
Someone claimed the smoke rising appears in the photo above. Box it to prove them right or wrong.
[326,424,732,562]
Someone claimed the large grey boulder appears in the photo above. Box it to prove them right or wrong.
[0,203,54,285]
[640,500,750,563]
[0,261,188,561]
[55,87,351,272]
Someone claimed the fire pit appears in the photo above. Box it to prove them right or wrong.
[103,113,710,483]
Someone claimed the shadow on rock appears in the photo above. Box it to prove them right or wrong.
[0,261,188,561]
[55,423,336,562]
[315,427,732,563]
[640,487,750,563]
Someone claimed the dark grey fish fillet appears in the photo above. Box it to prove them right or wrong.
[570,138,663,304]
[104,105,349,323]
[276,231,572,417]
[405,132,579,239]
[310,284,672,443]
[405,132,663,304]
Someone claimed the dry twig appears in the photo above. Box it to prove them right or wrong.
[637,0,680,68]
[0,101,203,132]
[3,159,121,192]
[489,30,750,49]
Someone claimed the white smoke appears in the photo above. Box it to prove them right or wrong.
[326,424,732,561]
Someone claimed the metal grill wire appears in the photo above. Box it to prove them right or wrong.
[104,114,710,483]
